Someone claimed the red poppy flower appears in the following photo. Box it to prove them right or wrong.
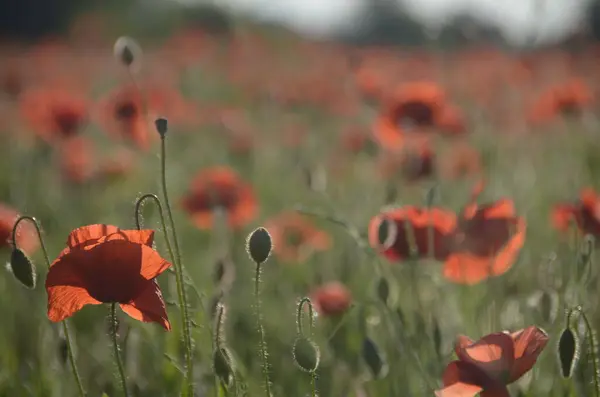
[266,212,331,262]
[311,281,352,317]
[96,85,150,150]
[443,198,526,285]
[45,224,172,330]
[181,167,257,230]
[0,203,38,254]
[552,188,600,236]
[528,79,593,125]
[368,206,456,262]
[19,88,88,143]
[373,82,446,151]
[436,326,548,397]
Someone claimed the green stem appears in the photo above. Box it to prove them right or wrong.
[254,262,272,397]
[134,194,177,266]
[110,303,129,397]
[159,136,194,397]
[310,372,317,397]
[570,307,600,397]
[12,216,86,397]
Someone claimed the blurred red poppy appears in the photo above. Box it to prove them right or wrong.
[96,85,150,150]
[373,82,445,151]
[19,88,88,143]
[45,224,171,330]
[181,167,257,230]
[266,212,331,262]
[57,136,95,184]
[436,326,548,397]
[0,203,38,254]
[528,79,593,125]
[368,206,456,262]
[311,281,352,317]
[553,188,600,236]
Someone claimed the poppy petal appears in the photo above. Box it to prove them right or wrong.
[436,361,485,397]
[552,204,575,232]
[455,332,515,382]
[46,258,102,322]
[67,224,155,248]
[509,326,549,382]
[455,335,475,356]
[67,224,121,248]
[120,279,171,330]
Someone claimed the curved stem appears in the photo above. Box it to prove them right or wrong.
[159,136,194,397]
[110,303,129,397]
[296,297,315,337]
[570,307,600,397]
[12,216,86,397]
[254,262,272,397]
[134,194,176,264]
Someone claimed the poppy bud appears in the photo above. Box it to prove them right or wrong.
[558,327,579,378]
[246,227,272,265]
[213,346,234,385]
[362,337,388,379]
[376,277,390,304]
[155,117,168,138]
[292,337,320,372]
[113,36,142,69]
[9,248,36,289]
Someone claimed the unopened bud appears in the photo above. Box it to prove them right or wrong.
[113,36,142,70]
[9,248,36,289]
[155,117,168,138]
[292,337,320,372]
[558,327,579,378]
[246,227,272,265]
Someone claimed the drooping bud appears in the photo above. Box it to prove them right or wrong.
[376,277,390,304]
[9,248,36,289]
[246,227,272,265]
[292,337,320,372]
[558,327,579,378]
[113,36,142,70]
[155,117,168,138]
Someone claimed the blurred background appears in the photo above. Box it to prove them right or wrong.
[3,0,600,396]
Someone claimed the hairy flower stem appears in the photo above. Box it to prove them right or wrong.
[568,306,600,397]
[254,262,272,397]
[134,194,177,266]
[12,216,86,397]
[110,303,129,397]
[160,136,194,397]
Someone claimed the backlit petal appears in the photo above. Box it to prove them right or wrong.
[455,332,514,383]
[436,361,485,397]
[509,326,549,383]
[120,280,170,330]
[66,224,121,248]
[46,257,102,322]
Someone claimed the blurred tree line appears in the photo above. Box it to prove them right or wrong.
[0,0,599,47]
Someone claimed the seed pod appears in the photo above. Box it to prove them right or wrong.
[213,347,234,385]
[293,337,320,372]
[246,227,272,264]
[362,337,388,379]
[558,327,579,378]
[9,248,36,289]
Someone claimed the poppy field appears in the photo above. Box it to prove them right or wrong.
[2,12,600,397]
